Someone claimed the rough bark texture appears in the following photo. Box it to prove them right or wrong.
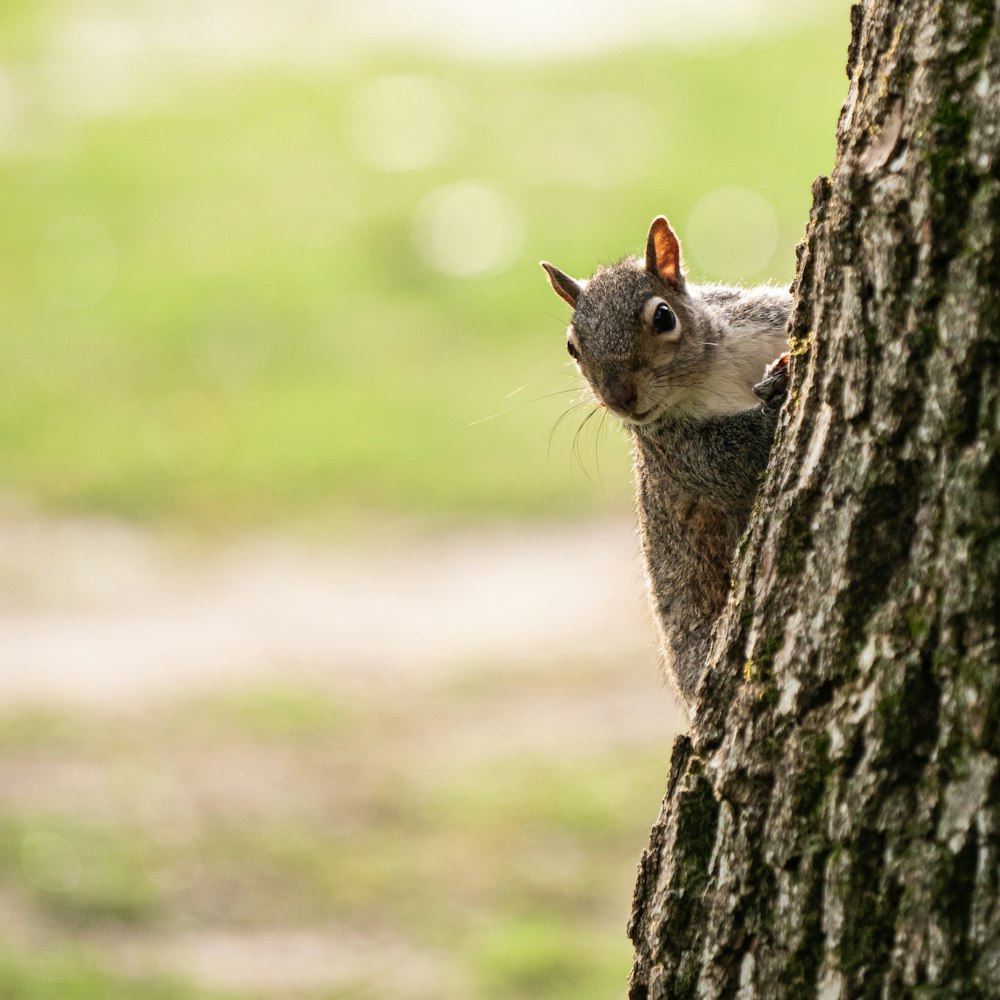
[627,1,1000,997]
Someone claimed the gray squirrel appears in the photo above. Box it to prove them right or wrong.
[541,215,790,705]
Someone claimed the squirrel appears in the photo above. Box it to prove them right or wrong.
[541,215,790,706]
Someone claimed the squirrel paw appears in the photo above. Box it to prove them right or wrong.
[753,352,790,407]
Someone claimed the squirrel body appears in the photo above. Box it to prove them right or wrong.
[542,216,790,705]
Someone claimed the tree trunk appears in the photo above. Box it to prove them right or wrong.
[627,1,1000,997]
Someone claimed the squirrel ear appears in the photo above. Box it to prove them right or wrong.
[540,261,584,309]
[645,216,685,288]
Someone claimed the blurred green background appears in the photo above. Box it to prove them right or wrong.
[0,1,851,997]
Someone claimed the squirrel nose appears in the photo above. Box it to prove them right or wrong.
[602,375,638,414]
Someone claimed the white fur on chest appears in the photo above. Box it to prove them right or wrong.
[679,312,789,419]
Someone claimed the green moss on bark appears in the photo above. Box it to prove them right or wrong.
[791,733,834,818]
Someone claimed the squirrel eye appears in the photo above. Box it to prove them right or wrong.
[653,302,677,334]
[567,340,580,360]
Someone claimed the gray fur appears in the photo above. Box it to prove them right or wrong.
[544,219,791,705]
[632,406,781,702]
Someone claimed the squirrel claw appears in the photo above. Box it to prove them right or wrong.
[753,352,790,406]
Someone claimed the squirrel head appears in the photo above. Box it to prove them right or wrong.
[542,216,708,426]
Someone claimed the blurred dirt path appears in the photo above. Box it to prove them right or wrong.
[0,513,684,995]
[0,513,661,705]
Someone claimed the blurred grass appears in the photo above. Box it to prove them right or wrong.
[0,5,853,998]
[0,5,851,532]
[0,672,670,1000]
[0,950,238,1000]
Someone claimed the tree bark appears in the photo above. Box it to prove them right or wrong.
[627,1,1000,997]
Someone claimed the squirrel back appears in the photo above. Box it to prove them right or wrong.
[542,216,790,705]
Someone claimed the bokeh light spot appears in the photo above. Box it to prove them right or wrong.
[503,91,656,190]
[36,214,119,307]
[344,74,453,172]
[413,181,524,278]
[555,92,656,189]
[684,186,780,279]
[20,830,83,893]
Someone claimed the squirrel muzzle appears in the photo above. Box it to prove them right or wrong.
[600,373,639,416]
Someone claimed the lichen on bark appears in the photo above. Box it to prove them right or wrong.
[627,1,1000,996]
